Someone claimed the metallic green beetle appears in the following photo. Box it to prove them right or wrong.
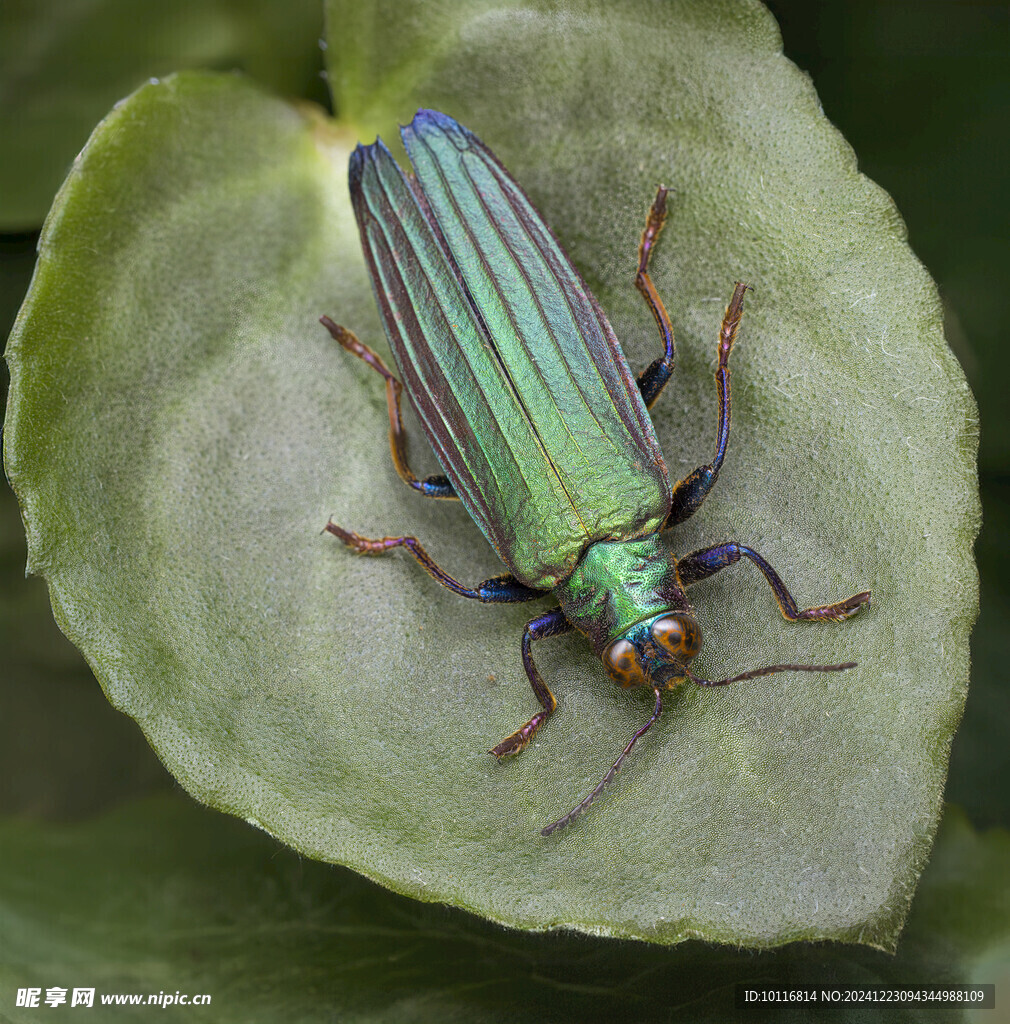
[323,110,870,835]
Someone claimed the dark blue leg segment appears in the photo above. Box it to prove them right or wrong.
[404,474,455,499]
[677,542,871,622]
[637,360,674,410]
[491,608,573,758]
[665,283,747,526]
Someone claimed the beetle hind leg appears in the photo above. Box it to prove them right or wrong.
[634,187,677,409]
[491,608,572,758]
[325,523,544,603]
[321,315,456,500]
[665,283,748,527]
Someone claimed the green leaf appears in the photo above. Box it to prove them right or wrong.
[3,0,978,948]
[0,797,1005,1023]
[0,0,325,229]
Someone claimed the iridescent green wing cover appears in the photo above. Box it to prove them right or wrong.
[349,110,671,589]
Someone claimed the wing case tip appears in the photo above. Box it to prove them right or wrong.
[403,108,472,152]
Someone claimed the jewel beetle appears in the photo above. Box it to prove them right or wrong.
[322,110,871,836]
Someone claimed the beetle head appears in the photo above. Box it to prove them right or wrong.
[601,612,702,689]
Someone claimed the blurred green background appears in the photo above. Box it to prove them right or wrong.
[1,1,1006,1019]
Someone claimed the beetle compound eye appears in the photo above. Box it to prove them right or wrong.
[651,614,702,660]
[603,638,647,688]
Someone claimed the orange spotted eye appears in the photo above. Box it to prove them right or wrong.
[651,614,702,660]
[602,638,647,688]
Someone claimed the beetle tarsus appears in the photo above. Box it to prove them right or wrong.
[799,590,872,621]
[490,709,551,759]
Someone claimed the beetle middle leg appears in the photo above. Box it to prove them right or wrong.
[321,315,456,500]
[677,541,871,621]
[665,282,748,527]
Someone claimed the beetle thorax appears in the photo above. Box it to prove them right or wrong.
[552,533,692,658]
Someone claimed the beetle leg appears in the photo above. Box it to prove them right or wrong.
[321,315,456,500]
[325,523,544,602]
[491,608,573,758]
[677,542,871,622]
[634,186,677,409]
[665,283,748,526]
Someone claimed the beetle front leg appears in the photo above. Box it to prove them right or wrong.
[321,316,456,500]
[491,608,573,758]
[677,542,871,622]
[665,282,748,527]
[325,523,543,603]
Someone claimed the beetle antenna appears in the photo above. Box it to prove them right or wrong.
[684,661,857,687]
[542,687,663,837]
